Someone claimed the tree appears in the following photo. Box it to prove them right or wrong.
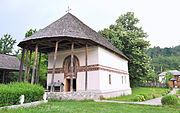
[25,29,37,38]
[99,12,153,86]
[165,72,174,87]
[0,34,16,54]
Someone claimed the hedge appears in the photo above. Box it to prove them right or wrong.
[0,82,44,107]
[161,94,178,105]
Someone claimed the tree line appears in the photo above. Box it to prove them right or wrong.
[146,46,180,73]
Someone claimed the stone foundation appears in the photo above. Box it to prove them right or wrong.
[47,88,131,100]
[97,88,131,98]
[47,91,99,100]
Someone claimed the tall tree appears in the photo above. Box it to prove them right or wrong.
[0,34,16,54]
[99,12,153,86]
[25,29,37,38]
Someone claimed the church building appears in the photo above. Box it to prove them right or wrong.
[18,13,131,98]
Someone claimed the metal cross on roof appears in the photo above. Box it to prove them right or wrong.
[66,6,71,13]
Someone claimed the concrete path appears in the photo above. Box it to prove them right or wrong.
[95,88,179,106]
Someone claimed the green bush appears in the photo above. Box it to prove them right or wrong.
[152,93,159,98]
[169,87,173,91]
[99,96,105,100]
[133,95,145,102]
[161,95,178,105]
[162,93,167,96]
[139,93,148,100]
[0,82,44,107]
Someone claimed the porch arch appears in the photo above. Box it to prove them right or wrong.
[63,55,79,78]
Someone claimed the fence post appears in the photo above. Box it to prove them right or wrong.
[43,93,48,102]
[19,95,24,105]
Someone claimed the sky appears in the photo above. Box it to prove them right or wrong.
[0,0,180,50]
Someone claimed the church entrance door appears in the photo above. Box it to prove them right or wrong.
[63,55,79,92]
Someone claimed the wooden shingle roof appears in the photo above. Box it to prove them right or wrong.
[0,54,21,71]
[18,13,129,60]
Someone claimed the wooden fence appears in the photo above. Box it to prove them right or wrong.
[138,82,167,88]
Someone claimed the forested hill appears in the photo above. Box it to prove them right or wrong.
[146,45,180,72]
[147,45,180,58]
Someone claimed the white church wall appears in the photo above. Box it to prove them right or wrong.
[97,47,131,98]
[77,71,100,91]
[99,70,130,91]
[98,47,128,72]
[48,46,98,69]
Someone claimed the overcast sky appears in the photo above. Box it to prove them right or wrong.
[0,0,180,50]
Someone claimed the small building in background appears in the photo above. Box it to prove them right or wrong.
[169,71,180,88]
[0,54,22,83]
[158,70,178,83]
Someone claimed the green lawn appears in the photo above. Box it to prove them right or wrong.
[1,100,180,113]
[106,87,169,101]
[177,89,180,94]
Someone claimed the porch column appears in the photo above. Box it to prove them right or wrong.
[27,50,32,81]
[18,48,25,82]
[36,52,41,84]
[2,71,5,83]
[24,48,29,81]
[31,44,38,84]
[85,43,88,91]
[70,42,74,92]
[50,41,59,92]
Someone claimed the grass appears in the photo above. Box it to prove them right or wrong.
[106,87,169,101]
[1,100,180,113]
[177,89,180,94]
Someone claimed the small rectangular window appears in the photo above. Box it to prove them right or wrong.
[109,74,111,85]
[122,76,123,84]
[125,76,126,84]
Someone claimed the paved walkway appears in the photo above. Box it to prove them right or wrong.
[95,88,179,106]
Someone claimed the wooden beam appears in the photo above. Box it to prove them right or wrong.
[24,48,29,81]
[18,48,25,82]
[31,44,38,84]
[36,52,41,84]
[2,71,5,83]
[35,54,39,84]
[70,42,74,92]
[27,50,32,81]
[85,43,88,91]
[50,41,59,92]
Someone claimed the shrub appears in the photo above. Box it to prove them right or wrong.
[99,96,105,100]
[0,82,44,107]
[169,87,173,91]
[161,95,178,105]
[152,93,159,98]
[162,93,167,96]
[133,95,145,102]
[139,93,148,100]
[163,89,170,95]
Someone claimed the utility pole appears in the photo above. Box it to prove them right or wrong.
[153,66,156,85]
[160,66,163,72]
